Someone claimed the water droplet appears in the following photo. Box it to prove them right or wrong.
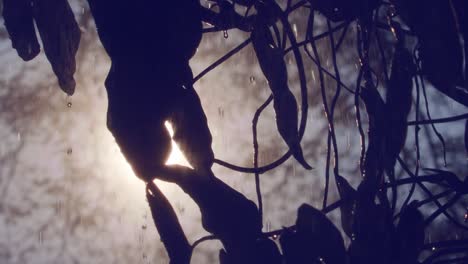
[292,24,298,38]
[464,209,468,222]
[223,30,229,39]
[67,148,73,155]
[218,107,224,118]
[432,247,436,251]
[55,201,62,215]
[67,102,72,108]
[38,231,43,245]
[142,225,147,230]
[249,76,256,84]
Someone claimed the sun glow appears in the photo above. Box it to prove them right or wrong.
[164,121,191,168]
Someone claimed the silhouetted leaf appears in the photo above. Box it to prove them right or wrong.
[395,201,424,264]
[252,18,312,170]
[281,204,346,264]
[33,0,80,95]
[393,0,467,106]
[146,183,191,264]
[3,0,40,61]
[360,86,386,198]
[170,87,215,177]
[336,175,357,238]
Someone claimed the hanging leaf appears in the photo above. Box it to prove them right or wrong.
[452,0,467,87]
[336,175,357,238]
[251,20,312,170]
[385,41,414,172]
[465,120,468,155]
[394,201,425,264]
[157,167,262,260]
[384,39,414,210]
[3,0,40,61]
[349,192,394,264]
[393,0,467,106]
[281,204,346,264]
[32,0,81,95]
[360,86,386,198]
[170,87,215,177]
[146,183,191,264]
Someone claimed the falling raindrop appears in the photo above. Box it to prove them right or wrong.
[66,95,72,108]
[17,133,21,142]
[138,234,144,245]
[223,30,229,39]
[38,231,43,245]
[55,201,62,215]
[249,76,256,84]
[218,107,224,118]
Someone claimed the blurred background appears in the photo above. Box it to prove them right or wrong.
[0,0,466,263]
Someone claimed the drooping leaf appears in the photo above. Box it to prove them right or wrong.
[251,19,312,170]
[281,204,346,264]
[395,201,425,264]
[170,87,215,177]
[146,183,191,264]
[32,0,81,95]
[3,0,40,61]
[336,175,357,238]
[393,0,467,106]
[156,167,262,261]
[360,86,386,198]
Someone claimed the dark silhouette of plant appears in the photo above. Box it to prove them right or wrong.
[2,0,468,263]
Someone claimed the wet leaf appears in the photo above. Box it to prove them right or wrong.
[336,175,357,238]
[3,0,40,61]
[146,183,191,264]
[33,0,81,95]
[394,0,467,106]
[170,87,215,176]
[281,204,346,264]
[251,21,312,170]
[395,201,425,263]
